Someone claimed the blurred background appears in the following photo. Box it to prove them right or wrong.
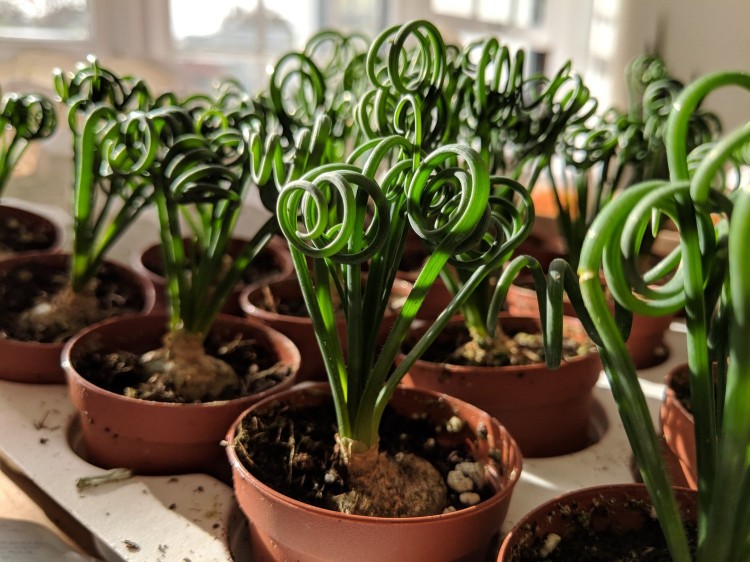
[0,0,748,140]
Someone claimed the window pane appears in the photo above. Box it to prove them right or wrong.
[170,0,313,54]
[320,0,383,37]
[478,0,513,24]
[169,0,384,93]
[0,0,89,40]
[430,0,472,19]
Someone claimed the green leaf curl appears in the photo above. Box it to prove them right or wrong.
[276,168,389,265]
[304,29,369,83]
[100,111,158,176]
[269,52,326,134]
[385,20,446,96]
[55,55,152,113]
[406,144,490,250]
[0,93,56,141]
[161,135,241,205]
[666,71,750,187]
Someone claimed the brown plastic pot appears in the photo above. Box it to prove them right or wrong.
[0,203,66,257]
[401,315,601,457]
[660,364,697,489]
[240,276,412,382]
[506,275,673,369]
[62,313,300,477]
[132,235,293,315]
[498,483,696,561]
[226,383,523,562]
[0,253,154,384]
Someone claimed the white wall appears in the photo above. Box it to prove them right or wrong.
[598,0,749,129]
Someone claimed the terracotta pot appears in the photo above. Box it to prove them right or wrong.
[401,315,601,457]
[226,383,523,562]
[498,483,696,561]
[132,235,294,316]
[0,203,66,257]
[240,276,412,382]
[660,364,697,489]
[62,313,300,477]
[506,275,673,369]
[0,253,154,384]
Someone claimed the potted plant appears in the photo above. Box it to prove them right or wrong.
[226,20,525,562]
[503,70,749,560]
[364,30,602,457]
[0,87,61,257]
[63,101,303,476]
[0,61,157,383]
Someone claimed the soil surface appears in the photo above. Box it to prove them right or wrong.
[0,214,57,255]
[413,324,593,367]
[510,494,697,561]
[0,262,144,344]
[233,394,497,514]
[73,331,292,403]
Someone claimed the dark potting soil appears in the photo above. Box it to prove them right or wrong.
[669,366,693,413]
[413,324,592,367]
[510,495,697,561]
[0,262,145,344]
[0,214,56,254]
[233,395,496,514]
[73,331,292,403]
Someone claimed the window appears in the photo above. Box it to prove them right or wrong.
[425,0,549,75]
[0,0,590,111]
[166,0,385,92]
[0,0,89,41]
[0,0,387,96]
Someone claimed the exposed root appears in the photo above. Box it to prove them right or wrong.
[139,330,239,402]
[332,435,447,517]
[18,283,103,343]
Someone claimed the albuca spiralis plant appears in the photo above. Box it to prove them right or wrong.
[133,104,333,402]
[272,20,551,517]
[13,59,163,339]
[578,71,750,560]
[54,57,158,293]
[440,36,595,362]
[354,21,595,365]
[0,88,56,195]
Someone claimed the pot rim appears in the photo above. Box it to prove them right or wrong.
[239,275,413,321]
[226,381,523,524]
[499,482,697,560]
[62,312,300,410]
[0,202,67,254]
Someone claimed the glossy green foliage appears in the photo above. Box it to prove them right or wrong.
[579,70,750,561]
